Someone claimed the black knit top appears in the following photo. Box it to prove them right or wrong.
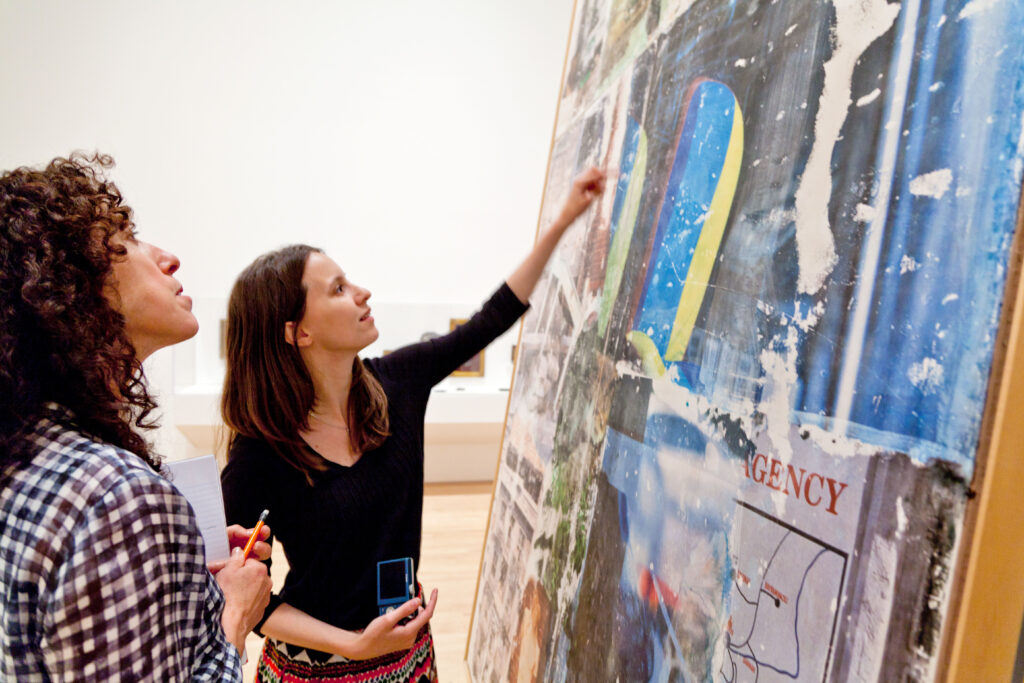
[221,283,527,631]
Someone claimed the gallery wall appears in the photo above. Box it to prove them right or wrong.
[0,0,573,459]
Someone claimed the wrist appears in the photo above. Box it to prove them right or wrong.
[333,628,363,659]
[551,212,573,232]
[220,606,247,653]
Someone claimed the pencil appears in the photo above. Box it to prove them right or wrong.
[242,509,269,560]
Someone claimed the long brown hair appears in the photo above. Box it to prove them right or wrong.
[221,244,389,480]
[0,153,161,468]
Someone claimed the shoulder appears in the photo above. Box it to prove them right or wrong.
[224,434,282,472]
[12,416,177,512]
[222,434,302,490]
[3,417,191,574]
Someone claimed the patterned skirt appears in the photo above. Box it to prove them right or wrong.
[255,624,437,683]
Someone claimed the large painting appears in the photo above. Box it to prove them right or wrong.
[468,0,1024,681]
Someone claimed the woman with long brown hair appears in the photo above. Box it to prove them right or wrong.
[220,166,606,682]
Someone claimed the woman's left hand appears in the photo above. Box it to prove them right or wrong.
[208,523,272,573]
[350,588,439,660]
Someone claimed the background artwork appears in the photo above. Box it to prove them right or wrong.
[468,0,1024,681]
[450,318,487,377]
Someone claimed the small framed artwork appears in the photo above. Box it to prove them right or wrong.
[449,318,485,377]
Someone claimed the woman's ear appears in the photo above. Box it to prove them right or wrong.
[284,321,312,347]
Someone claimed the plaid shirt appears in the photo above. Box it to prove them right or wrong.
[0,408,242,681]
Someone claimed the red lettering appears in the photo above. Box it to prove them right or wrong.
[824,478,849,516]
[745,456,851,518]
[766,459,783,490]
[751,454,768,484]
[804,473,824,507]
[785,464,807,499]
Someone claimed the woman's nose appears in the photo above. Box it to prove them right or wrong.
[145,242,181,275]
[163,251,181,275]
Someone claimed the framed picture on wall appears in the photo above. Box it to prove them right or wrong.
[449,318,484,377]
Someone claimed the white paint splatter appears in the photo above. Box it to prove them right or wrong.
[908,357,945,393]
[899,255,921,274]
[849,536,898,681]
[895,497,908,537]
[928,81,943,92]
[786,23,799,36]
[854,203,877,222]
[791,300,826,333]
[909,168,953,199]
[941,293,958,304]
[958,0,1002,21]
[955,185,973,197]
[1019,111,1024,157]
[776,110,786,121]
[799,422,880,457]
[792,0,900,294]
[735,58,749,68]
[856,88,882,106]
[937,14,947,27]
[759,326,800,468]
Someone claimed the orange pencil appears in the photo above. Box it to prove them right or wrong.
[242,509,269,560]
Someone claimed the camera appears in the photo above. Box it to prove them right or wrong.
[377,557,415,617]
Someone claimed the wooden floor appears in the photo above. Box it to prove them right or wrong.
[241,482,494,682]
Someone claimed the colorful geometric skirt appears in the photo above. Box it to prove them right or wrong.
[255,624,437,683]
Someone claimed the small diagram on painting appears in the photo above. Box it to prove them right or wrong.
[450,318,485,377]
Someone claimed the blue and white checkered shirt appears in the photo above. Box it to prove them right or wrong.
[0,407,242,681]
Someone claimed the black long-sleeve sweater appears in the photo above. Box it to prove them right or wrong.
[221,283,527,631]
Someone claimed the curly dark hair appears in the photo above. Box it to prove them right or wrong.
[0,152,161,470]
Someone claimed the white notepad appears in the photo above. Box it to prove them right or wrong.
[163,453,230,563]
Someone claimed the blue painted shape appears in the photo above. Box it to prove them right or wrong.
[633,80,739,371]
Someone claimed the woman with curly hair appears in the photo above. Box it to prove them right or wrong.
[219,166,605,682]
[0,153,280,680]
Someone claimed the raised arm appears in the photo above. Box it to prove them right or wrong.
[506,166,606,304]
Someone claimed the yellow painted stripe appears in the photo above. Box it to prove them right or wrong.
[627,330,667,378]
[599,129,648,337]
[664,103,744,362]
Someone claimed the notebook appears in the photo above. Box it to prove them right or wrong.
[163,453,230,563]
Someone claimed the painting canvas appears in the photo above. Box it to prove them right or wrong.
[468,0,1024,681]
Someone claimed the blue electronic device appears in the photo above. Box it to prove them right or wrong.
[377,557,415,616]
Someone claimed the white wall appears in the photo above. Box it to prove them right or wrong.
[0,0,574,459]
